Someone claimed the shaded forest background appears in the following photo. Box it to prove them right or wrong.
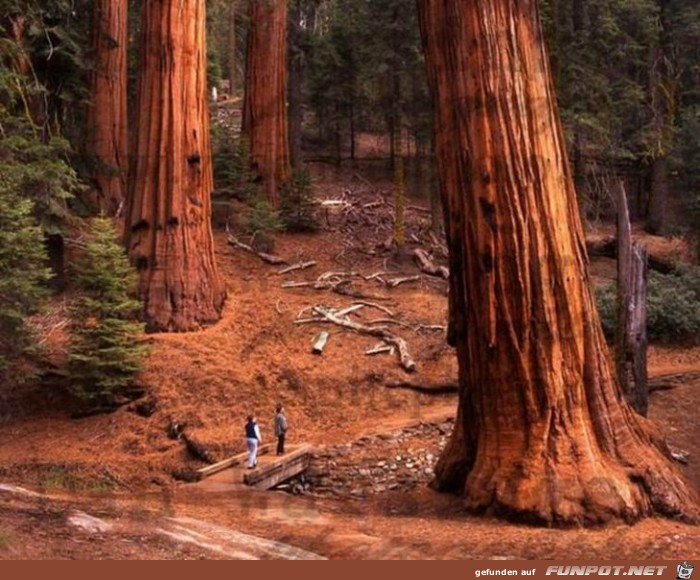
[1,0,700,403]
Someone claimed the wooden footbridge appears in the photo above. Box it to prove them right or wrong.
[196,444,312,490]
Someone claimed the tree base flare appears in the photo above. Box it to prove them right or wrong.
[433,425,700,526]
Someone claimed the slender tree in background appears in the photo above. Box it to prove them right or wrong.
[228,0,239,93]
[242,0,291,208]
[85,0,128,216]
[125,0,226,332]
[645,0,677,234]
[288,0,304,169]
[418,0,698,524]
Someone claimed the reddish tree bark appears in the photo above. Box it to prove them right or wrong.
[418,0,698,525]
[242,0,291,208]
[85,0,128,216]
[125,0,226,332]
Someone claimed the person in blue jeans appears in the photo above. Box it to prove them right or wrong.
[245,415,261,469]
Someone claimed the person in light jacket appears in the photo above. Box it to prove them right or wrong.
[274,403,288,456]
[245,415,261,468]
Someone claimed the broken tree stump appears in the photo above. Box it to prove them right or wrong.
[616,182,649,416]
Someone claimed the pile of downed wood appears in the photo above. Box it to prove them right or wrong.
[295,303,418,372]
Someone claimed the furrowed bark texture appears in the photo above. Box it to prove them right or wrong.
[418,0,698,525]
[125,0,226,332]
[242,0,291,208]
[85,0,128,216]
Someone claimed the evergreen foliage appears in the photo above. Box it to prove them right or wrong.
[0,161,51,379]
[303,0,430,159]
[246,195,285,240]
[596,266,700,344]
[281,168,319,232]
[68,217,147,407]
[0,44,79,385]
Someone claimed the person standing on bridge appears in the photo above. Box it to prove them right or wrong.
[245,415,262,468]
[274,403,288,456]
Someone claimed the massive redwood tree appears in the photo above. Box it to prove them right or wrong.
[242,0,291,208]
[418,0,698,524]
[85,0,128,216]
[125,0,226,332]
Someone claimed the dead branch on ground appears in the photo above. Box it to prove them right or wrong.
[385,275,421,288]
[276,260,317,275]
[300,306,416,372]
[227,235,287,265]
[385,381,459,395]
[412,248,449,279]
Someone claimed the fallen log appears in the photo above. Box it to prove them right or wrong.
[333,285,389,301]
[385,381,459,395]
[318,271,359,281]
[312,331,329,354]
[386,275,421,288]
[181,433,215,464]
[282,280,337,290]
[406,205,431,213]
[335,304,365,317]
[353,301,395,316]
[648,371,700,392]
[412,248,449,279]
[277,260,317,275]
[585,236,676,275]
[312,306,416,372]
[366,343,394,356]
[227,235,287,265]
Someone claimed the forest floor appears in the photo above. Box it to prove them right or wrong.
[1,151,699,559]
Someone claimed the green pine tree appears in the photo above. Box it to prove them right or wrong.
[68,217,148,407]
[0,167,51,380]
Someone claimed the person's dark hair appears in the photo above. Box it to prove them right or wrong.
[247,415,254,422]
[276,403,282,412]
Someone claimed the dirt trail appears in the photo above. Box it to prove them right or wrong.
[0,484,326,560]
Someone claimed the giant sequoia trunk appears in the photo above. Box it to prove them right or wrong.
[242,0,291,208]
[418,0,698,525]
[125,0,226,332]
[85,0,128,216]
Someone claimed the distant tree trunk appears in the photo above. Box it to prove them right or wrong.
[645,0,675,235]
[288,0,303,169]
[419,0,698,525]
[228,0,238,93]
[85,0,128,217]
[349,102,356,165]
[334,104,342,166]
[242,0,291,208]
[617,183,649,416]
[125,0,226,333]
[393,114,405,251]
[571,0,588,201]
[428,141,441,234]
[4,13,47,132]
